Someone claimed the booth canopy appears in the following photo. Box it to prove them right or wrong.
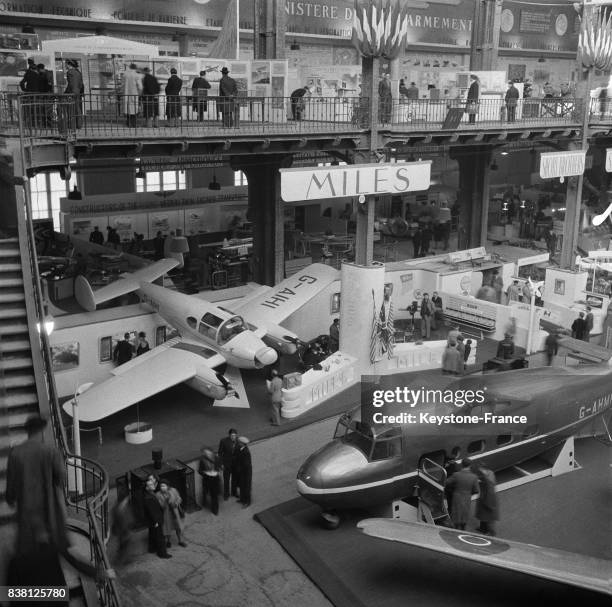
[42,35,158,57]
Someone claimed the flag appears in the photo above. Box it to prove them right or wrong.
[370,290,379,364]
[207,0,239,59]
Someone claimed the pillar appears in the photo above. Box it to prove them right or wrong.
[450,146,492,249]
[230,154,292,285]
[339,263,385,375]
[253,0,286,59]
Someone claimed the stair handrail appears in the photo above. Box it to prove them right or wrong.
[15,103,120,607]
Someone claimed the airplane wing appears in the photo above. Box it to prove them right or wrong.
[357,519,611,595]
[75,258,179,311]
[232,263,339,327]
[62,337,227,422]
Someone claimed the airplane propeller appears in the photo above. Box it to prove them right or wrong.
[216,372,241,399]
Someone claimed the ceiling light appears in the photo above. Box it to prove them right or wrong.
[290,39,300,51]
[500,151,508,156]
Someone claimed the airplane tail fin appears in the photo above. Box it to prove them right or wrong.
[75,258,179,311]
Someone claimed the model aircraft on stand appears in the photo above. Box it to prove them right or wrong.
[63,260,338,422]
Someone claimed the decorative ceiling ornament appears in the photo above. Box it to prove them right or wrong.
[579,9,612,70]
[351,0,410,60]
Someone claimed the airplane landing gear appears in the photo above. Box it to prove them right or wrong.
[320,510,341,530]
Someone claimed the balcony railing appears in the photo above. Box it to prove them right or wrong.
[380,96,593,129]
[1,92,607,142]
[1,93,369,139]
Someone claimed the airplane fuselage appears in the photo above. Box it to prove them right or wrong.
[297,366,612,510]
[137,282,277,369]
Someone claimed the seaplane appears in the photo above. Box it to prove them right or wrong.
[297,364,612,513]
[64,259,338,422]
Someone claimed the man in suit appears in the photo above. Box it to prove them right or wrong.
[505,80,519,122]
[191,70,211,121]
[113,333,133,365]
[378,73,392,122]
[445,458,479,530]
[141,67,160,128]
[218,428,239,500]
[219,66,238,127]
[571,312,588,340]
[420,292,434,339]
[143,474,171,558]
[165,67,182,127]
[235,437,252,508]
[290,84,311,120]
[466,74,479,124]
[65,59,84,128]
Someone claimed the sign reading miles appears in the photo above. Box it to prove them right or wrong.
[280,161,432,202]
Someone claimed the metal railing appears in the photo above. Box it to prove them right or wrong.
[1,93,369,138]
[15,102,120,607]
[382,96,593,129]
[3,93,610,140]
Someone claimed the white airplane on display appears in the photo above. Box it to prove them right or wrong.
[63,259,339,422]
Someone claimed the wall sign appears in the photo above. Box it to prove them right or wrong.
[539,151,585,180]
[280,161,432,202]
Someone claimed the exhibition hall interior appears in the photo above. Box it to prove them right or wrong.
[0,0,611,605]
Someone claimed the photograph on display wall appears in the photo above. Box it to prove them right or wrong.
[71,219,94,237]
[0,51,27,77]
[154,60,179,79]
[271,76,285,107]
[251,61,270,84]
[150,214,170,233]
[234,77,248,94]
[181,60,199,76]
[230,62,248,75]
[110,216,133,242]
[51,342,79,372]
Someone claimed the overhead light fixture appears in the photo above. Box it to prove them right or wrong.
[331,159,340,166]
[538,56,546,63]
[22,24,35,34]
[208,173,221,190]
[67,185,82,200]
[520,200,526,209]
[502,201,508,211]
[490,160,498,171]
[135,166,145,179]
[170,229,190,253]
[291,39,300,50]
[500,151,508,156]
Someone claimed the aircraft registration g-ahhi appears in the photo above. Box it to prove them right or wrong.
[64,259,339,422]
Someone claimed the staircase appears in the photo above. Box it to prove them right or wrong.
[0,235,38,521]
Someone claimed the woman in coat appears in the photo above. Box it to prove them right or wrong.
[473,462,498,535]
[123,63,143,128]
[158,481,186,547]
[445,459,479,530]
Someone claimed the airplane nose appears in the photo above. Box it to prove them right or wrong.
[255,346,278,367]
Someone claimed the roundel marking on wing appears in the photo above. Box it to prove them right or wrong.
[439,529,511,555]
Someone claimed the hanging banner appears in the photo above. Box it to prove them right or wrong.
[539,151,585,179]
[280,161,432,202]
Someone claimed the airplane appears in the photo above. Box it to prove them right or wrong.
[63,259,339,422]
[296,363,612,514]
[357,519,611,595]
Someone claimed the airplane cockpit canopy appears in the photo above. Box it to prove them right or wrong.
[334,414,402,461]
[217,316,247,345]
